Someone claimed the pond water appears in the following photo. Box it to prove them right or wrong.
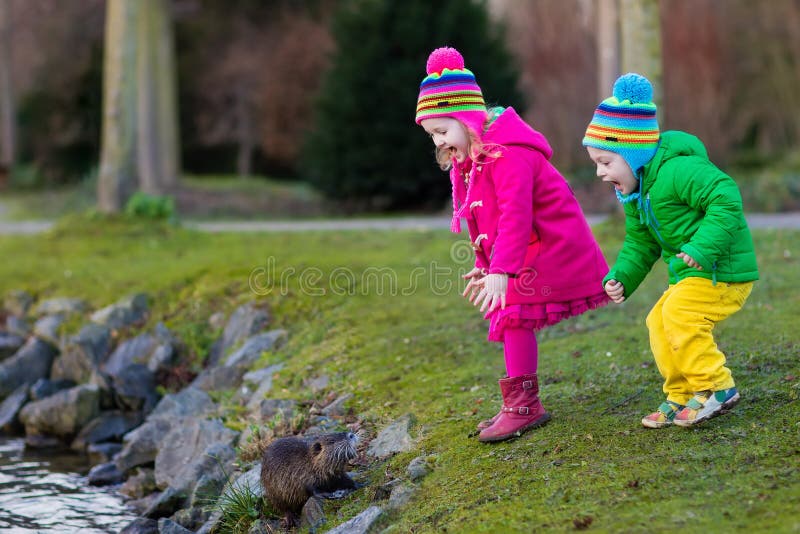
[0,437,138,533]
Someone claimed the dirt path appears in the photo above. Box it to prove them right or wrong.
[1,212,800,235]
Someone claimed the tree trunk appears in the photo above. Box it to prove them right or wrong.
[235,84,253,178]
[596,0,619,101]
[0,0,16,172]
[137,0,180,195]
[619,0,662,110]
[97,0,139,213]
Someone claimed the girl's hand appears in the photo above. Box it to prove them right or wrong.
[604,279,626,303]
[676,252,703,270]
[462,267,484,302]
[472,273,508,313]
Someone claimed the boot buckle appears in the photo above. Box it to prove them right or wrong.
[518,406,530,415]
[522,380,533,390]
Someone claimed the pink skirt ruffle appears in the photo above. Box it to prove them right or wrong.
[485,291,610,342]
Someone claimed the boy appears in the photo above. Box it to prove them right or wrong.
[583,73,759,428]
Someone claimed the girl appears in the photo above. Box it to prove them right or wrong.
[415,47,610,442]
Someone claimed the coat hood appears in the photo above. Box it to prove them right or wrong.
[642,130,708,192]
[482,107,553,161]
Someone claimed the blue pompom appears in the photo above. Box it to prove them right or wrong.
[612,73,653,104]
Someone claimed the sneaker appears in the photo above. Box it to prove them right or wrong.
[641,400,684,428]
[673,388,740,427]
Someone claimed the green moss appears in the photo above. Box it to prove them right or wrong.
[1,221,798,532]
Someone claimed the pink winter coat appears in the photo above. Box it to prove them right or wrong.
[452,108,608,310]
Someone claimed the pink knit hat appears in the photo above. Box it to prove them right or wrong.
[415,47,488,137]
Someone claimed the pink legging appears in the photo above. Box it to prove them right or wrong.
[503,328,539,377]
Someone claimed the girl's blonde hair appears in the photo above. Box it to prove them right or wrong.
[435,108,503,171]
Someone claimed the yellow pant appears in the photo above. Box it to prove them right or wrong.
[646,277,753,405]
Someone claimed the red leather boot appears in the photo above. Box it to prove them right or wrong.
[476,412,499,431]
[478,374,550,442]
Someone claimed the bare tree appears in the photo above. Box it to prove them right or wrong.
[596,0,619,101]
[137,0,179,194]
[98,0,180,212]
[98,0,138,212]
[619,0,662,109]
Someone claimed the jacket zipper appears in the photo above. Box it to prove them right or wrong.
[641,193,678,255]
[639,193,683,282]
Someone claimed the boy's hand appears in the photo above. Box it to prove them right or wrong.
[472,273,508,313]
[604,279,625,303]
[676,252,703,270]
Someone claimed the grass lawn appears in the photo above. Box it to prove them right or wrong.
[0,174,325,221]
[0,217,797,532]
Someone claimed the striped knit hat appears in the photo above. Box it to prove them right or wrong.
[583,73,660,174]
[415,47,488,136]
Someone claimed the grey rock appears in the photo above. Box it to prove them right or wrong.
[91,293,149,330]
[87,442,123,464]
[29,378,76,401]
[326,506,383,534]
[242,364,282,386]
[301,496,326,531]
[367,415,414,458]
[169,506,212,532]
[104,333,157,376]
[0,338,58,398]
[191,470,228,509]
[241,363,284,411]
[110,364,160,413]
[387,483,415,510]
[32,314,63,347]
[373,478,401,501]
[154,421,237,492]
[157,518,193,534]
[126,492,161,515]
[149,387,216,419]
[147,323,179,373]
[208,303,270,366]
[0,384,29,432]
[406,456,431,481]
[247,519,276,534]
[143,487,189,519]
[195,510,223,534]
[50,323,111,384]
[87,461,125,486]
[18,384,101,440]
[148,439,234,517]
[4,290,33,317]
[120,467,157,499]
[34,297,87,316]
[0,331,25,359]
[257,399,296,422]
[88,371,117,411]
[6,315,30,337]
[148,343,176,373]
[305,375,329,393]
[119,517,159,534]
[191,365,246,392]
[220,464,262,501]
[305,416,342,436]
[71,410,143,452]
[322,393,354,417]
[224,329,286,368]
[116,417,176,472]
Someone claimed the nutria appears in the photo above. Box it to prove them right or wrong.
[260,431,359,527]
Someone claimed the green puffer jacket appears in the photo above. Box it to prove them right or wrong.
[603,130,759,298]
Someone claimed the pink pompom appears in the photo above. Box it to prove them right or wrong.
[426,47,465,75]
